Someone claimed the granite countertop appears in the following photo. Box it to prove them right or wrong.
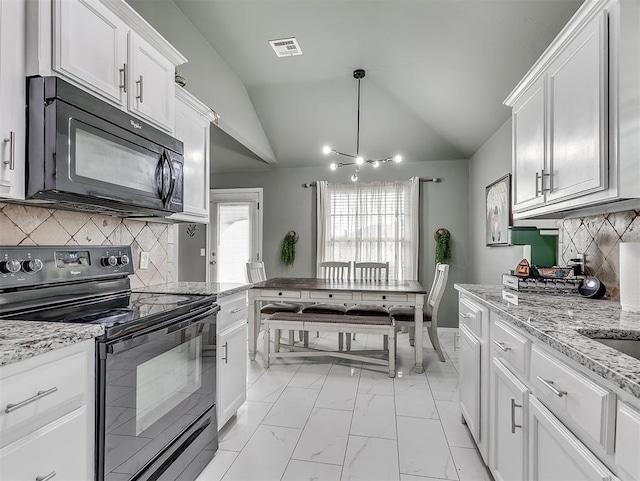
[455,284,640,400]
[135,281,251,299]
[0,321,104,367]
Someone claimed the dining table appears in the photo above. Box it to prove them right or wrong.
[247,277,428,373]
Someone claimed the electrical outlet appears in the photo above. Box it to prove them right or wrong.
[140,251,150,269]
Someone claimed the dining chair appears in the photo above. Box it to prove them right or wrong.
[389,263,450,362]
[346,261,390,343]
[246,262,304,343]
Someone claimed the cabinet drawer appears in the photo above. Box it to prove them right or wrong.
[459,297,482,337]
[360,293,408,303]
[218,293,247,332]
[0,350,88,441]
[0,407,90,481]
[259,289,301,300]
[615,402,640,481]
[492,320,530,377]
[309,291,353,301]
[530,345,614,451]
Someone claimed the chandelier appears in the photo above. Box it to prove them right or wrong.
[322,69,402,181]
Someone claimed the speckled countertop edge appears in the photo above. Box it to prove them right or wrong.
[455,284,640,400]
[0,321,104,367]
[135,282,251,299]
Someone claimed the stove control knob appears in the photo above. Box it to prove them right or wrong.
[22,259,43,273]
[118,255,130,266]
[101,255,118,267]
[0,259,21,274]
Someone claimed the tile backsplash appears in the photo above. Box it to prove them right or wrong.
[0,202,176,289]
[559,209,640,299]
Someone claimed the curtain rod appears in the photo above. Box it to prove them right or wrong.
[301,177,441,188]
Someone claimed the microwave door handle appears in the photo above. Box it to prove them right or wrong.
[156,155,167,204]
[163,150,176,209]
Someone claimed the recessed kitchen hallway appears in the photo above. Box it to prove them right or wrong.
[197,331,492,481]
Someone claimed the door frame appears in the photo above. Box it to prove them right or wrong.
[207,188,263,282]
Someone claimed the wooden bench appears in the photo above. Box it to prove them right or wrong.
[263,312,396,377]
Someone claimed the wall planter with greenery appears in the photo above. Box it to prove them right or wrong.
[434,228,452,264]
[281,231,299,266]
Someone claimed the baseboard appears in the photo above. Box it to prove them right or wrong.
[437,327,459,334]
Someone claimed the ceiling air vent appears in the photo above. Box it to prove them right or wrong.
[269,37,302,57]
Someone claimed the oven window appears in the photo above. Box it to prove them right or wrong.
[135,336,202,435]
[75,126,159,194]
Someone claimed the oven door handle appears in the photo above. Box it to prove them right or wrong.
[107,305,218,355]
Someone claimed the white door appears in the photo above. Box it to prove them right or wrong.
[459,324,481,443]
[53,0,127,107]
[491,358,529,481]
[546,11,607,204]
[208,189,262,283]
[528,396,616,481]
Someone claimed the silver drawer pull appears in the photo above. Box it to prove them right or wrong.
[222,341,228,363]
[36,472,57,481]
[536,376,567,398]
[5,387,58,413]
[3,131,15,170]
[230,307,244,314]
[510,399,522,433]
[493,340,512,352]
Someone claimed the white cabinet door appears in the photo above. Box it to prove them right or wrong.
[491,358,529,481]
[528,396,617,481]
[459,324,481,442]
[217,321,247,429]
[53,0,127,106]
[512,76,546,212]
[128,32,175,132]
[171,91,211,221]
[0,0,26,200]
[546,11,608,203]
[0,407,91,481]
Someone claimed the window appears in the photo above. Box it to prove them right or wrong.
[317,178,419,280]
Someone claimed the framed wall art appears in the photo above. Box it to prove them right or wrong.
[485,174,512,246]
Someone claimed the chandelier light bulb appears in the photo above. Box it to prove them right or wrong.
[394,155,402,163]
[351,172,358,182]
[322,146,332,155]
[356,156,364,165]
[330,163,337,171]
[372,161,379,168]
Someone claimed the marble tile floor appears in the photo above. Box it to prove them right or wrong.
[196,330,493,481]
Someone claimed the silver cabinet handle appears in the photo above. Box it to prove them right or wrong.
[535,171,542,196]
[222,341,228,363]
[3,131,15,170]
[536,376,566,397]
[230,307,244,314]
[136,75,144,103]
[6,387,58,413]
[510,398,522,433]
[493,340,512,352]
[36,472,57,481]
[119,64,127,92]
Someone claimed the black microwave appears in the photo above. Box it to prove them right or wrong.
[26,76,184,217]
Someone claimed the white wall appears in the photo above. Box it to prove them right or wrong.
[468,119,524,284]
[126,0,276,164]
[211,161,469,328]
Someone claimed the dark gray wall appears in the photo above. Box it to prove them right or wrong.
[177,223,207,282]
[211,161,469,328]
[468,119,524,284]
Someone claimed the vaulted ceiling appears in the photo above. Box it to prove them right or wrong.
[174,0,583,168]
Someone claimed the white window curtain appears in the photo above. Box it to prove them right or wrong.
[316,177,419,280]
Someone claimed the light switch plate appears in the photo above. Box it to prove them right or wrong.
[200,248,206,257]
[140,251,150,269]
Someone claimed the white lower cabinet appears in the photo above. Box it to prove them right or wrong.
[216,291,248,429]
[615,402,640,481]
[459,324,481,441]
[491,358,529,481]
[0,407,90,481]
[529,395,617,481]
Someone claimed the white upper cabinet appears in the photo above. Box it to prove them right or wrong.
[53,0,127,107]
[168,87,214,223]
[505,0,640,218]
[0,0,26,200]
[30,0,187,133]
[127,32,175,131]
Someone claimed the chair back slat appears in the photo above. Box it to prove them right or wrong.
[353,261,389,281]
[246,261,267,283]
[428,264,450,317]
[319,261,351,280]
